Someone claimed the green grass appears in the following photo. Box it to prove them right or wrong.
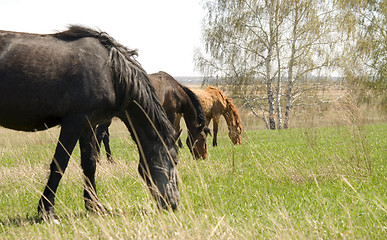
[0,123,386,239]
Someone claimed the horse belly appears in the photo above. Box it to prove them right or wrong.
[0,114,61,132]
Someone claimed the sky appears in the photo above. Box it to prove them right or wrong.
[0,0,205,76]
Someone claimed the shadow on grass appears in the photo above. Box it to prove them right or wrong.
[0,206,151,228]
[0,214,43,227]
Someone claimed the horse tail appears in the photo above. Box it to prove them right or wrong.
[54,25,176,146]
[180,85,206,127]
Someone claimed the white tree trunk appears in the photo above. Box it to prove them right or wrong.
[284,2,299,129]
[284,75,294,129]
[266,0,276,130]
[275,1,283,130]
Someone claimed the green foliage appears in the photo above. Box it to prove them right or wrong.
[197,0,386,130]
[196,0,343,130]
[337,0,386,104]
[0,124,386,238]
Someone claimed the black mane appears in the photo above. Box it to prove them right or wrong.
[54,25,137,58]
[181,85,206,127]
[55,25,176,147]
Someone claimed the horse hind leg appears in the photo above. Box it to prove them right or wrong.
[38,115,88,221]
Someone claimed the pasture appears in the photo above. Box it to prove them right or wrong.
[0,117,386,239]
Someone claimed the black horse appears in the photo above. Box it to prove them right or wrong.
[0,26,180,220]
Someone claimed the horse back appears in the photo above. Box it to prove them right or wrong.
[0,30,116,131]
[148,72,186,113]
[191,87,227,119]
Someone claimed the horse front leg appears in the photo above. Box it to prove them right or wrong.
[79,126,107,214]
[38,115,87,221]
[212,116,220,146]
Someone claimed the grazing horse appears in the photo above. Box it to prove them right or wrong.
[150,71,210,159]
[0,26,180,220]
[190,87,243,146]
[97,71,210,159]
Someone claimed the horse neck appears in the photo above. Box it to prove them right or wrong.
[181,101,200,135]
[180,85,205,136]
[122,101,176,162]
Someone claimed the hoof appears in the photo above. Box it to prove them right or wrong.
[107,155,114,163]
[85,200,109,216]
[38,205,60,224]
[177,139,183,148]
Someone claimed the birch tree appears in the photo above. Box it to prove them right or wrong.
[283,0,334,128]
[195,0,335,129]
[336,0,386,110]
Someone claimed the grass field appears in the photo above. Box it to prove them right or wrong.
[0,118,386,239]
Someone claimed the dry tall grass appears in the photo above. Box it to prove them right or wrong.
[0,82,386,239]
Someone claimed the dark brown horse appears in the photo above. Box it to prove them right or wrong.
[97,71,210,159]
[0,26,180,221]
[150,71,210,159]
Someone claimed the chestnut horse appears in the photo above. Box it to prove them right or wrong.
[189,87,242,146]
[0,26,180,220]
[97,71,210,159]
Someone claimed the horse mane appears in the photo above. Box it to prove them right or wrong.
[54,25,176,146]
[181,85,206,128]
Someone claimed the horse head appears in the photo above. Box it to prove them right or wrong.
[137,144,180,210]
[228,125,243,145]
[186,123,210,159]
[225,99,243,145]
[126,105,180,210]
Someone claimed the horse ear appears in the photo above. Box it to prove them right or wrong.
[204,127,212,136]
[173,129,183,143]
[200,122,209,131]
